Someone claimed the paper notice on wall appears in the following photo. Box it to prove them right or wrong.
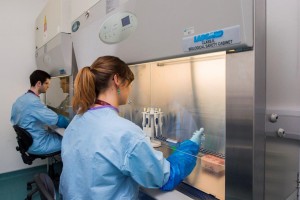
[43,15,48,42]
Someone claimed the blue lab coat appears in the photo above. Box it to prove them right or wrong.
[59,107,171,200]
[11,92,62,155]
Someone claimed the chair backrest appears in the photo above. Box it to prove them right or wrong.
[34,173,56,200]
[13,125,61,165]
[13,125,37,165]
[13,125,33,151]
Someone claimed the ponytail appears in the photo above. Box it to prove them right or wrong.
[72,67,96,114]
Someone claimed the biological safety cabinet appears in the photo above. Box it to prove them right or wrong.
[69,0,267,199]
[35,0,75,120]
[35,0,73,77]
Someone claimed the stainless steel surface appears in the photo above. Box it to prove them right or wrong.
[226,50,266,199]
[286,190,298,200]
[265,112,300,199]
[120,52,226,199]
[70,1,271,199]
[265,112,300,141]
[120,63,151,126]
[265,0,300,198]
[226,51,255,200]
[150,54,226,152]
[265,137,299,200]
[121,48,267,200]
[253,0,267,198]
[224,1,266,199]
[155,143,225,200]
[120,52,226,155]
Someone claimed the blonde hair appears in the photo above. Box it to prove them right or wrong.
[72,56,134,114]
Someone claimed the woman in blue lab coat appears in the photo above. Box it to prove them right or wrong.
[59,56,204,200]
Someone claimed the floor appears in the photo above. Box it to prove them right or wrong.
[0,165,51,200]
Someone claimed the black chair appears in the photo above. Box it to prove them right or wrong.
[12,125,61,200]
[34,173,56,200]
[13,125,60,165]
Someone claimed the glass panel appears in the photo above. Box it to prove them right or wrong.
[46,76,71,119]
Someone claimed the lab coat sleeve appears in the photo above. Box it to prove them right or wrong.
[122,139,171,188]
[31,99,58,125]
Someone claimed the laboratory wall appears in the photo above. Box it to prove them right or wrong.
[266,0,300,112]
[0,0,48,174]
[265,0,300,199]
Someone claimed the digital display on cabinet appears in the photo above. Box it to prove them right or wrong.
[121,16,130,27]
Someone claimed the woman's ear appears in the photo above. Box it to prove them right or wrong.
[113,74,120,86]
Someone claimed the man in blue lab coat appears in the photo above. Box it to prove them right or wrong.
[11,70,69,155]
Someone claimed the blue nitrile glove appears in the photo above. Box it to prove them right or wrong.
[160,140,199,191]
[190,128,205,146]
[56,114,69,128]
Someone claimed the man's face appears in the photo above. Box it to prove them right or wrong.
[60,78,69,93]
[39,78,51,93]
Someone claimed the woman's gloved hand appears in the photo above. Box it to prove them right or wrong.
[161,128,205,191]
[189,128,204,146]
[161,140,199,191]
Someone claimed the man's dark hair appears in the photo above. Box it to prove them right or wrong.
[30,70,51,86]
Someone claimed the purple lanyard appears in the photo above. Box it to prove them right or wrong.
[89,99,119,113]
[27,90,39,97]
